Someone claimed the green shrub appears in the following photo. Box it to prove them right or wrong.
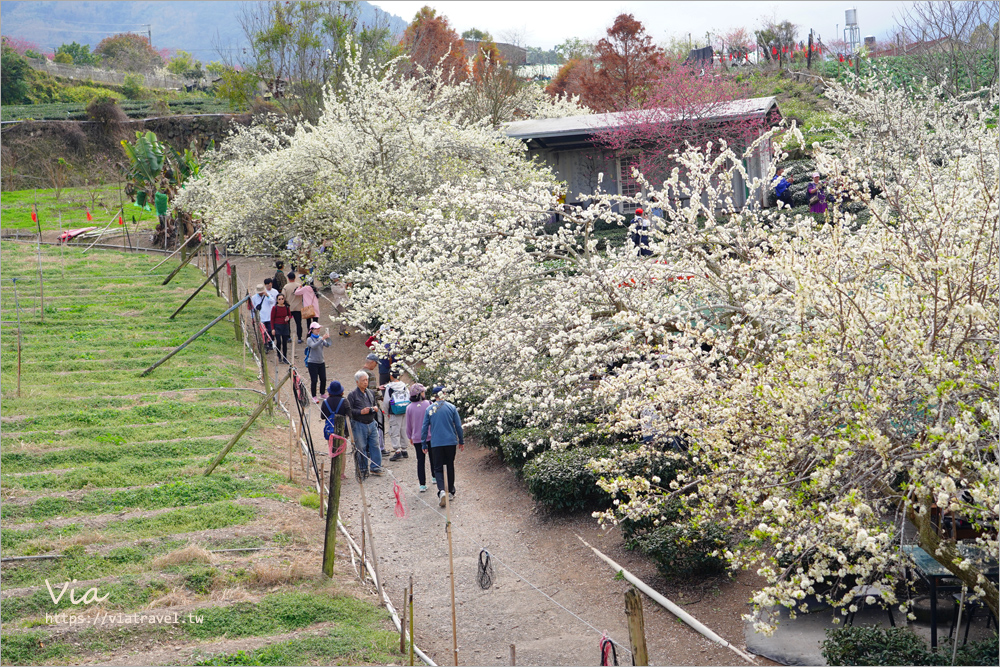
[822,626,934,666]
[122,74,145,100]
[625,520,730,579]
[523,445,612,512]
[956,634,1000,666]
[299,493,320,510]
[185,567,219,594]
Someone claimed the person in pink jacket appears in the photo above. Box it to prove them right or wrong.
[295,278,321,330]
[405,383,431,492]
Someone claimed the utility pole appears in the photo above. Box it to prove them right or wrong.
[143,24,152,47]
[808,29,814,69]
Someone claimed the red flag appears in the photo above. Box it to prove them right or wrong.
[86,209,93,221]
[848,58,852,66]
[226,261,231,276]
[839,53,844,62]
[214,247,220,262]
[118,215,123,225]
[30,208,37,223]
[772,46,777,56]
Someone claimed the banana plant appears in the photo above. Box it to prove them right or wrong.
[120,130,165,192]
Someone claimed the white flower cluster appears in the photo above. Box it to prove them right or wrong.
[349,75,999,628]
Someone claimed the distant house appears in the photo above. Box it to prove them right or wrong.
[873,37,958,58]
[504,96,782,210]
[463,39,527,66]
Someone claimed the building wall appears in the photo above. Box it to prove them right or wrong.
[25,58,189,89]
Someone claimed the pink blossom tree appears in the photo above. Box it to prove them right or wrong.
[593,58,766,189]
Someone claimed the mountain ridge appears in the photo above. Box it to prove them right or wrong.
[0,1,408,57]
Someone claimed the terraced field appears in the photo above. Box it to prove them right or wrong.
[0,242,399,665]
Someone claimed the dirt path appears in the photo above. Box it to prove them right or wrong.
[215,259,777,667]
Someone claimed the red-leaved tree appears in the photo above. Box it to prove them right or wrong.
[545,58,592,98]
[400,6,468,82]
[579,14,666,112]
[2,36,40,56]
[593,58,763,186]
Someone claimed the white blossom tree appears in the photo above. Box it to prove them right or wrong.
[175,51,585,270]
[348,73,998,626]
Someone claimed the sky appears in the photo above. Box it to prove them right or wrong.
[370,1,915,50]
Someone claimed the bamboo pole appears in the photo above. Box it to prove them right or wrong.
[161,243,203,285]
[400,584,408,653]
[358,480,386,603]
[58,214,64,281]
[322,416,347,577]
[625,588,649,666]
[509,645,515,666]
[577,535,756,664]
[210,244,221,296]
[444,468,459,666]
[152,232,200,271]
[140,295,251,376]
[34,198,44,324]
[319,456,326,518]
[169,261,227,319]
[288,410,295,482]
[409,577,415,667]
[231,267,241,340]
[204,368,291,475]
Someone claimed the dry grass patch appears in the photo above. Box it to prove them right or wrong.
[209,585,255,603]
[146,586,193,609]
[152,543,216,569]
[246,560,307,588]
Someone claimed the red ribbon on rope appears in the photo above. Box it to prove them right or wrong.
[214,246,220,262]
[393,480,406,518]
[86,210,93,221]
[226,261,231,276]
[31,208,37,223]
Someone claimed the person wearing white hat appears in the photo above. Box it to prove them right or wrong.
[250,283,276,352]
[304,322,331,401]
[329,273,350,336]
[807,172,827,214]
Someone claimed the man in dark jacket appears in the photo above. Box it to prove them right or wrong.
[347,370,384,476]
[272,261,287,292]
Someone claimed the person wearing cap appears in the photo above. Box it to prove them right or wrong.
[771,167,794,208]
[348,369,384,476]
[272,261,287,293]
[362,353,379,387]
[405,383,431,491]
[281,272,305,344]
[329,273,350,337]
[420,386,464,506]
[631,207,652,257]
[320,380,351,469]
[807,172,827,214]
[381,372,410,462]
[304,322,331,401]
[250,283,276,351]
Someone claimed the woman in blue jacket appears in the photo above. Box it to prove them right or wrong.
[420,387,464,507]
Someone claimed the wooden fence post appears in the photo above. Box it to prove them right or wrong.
[210,244,221,296]
[625,588,649,666]
[322,416,347,577]
[204,368,291,475]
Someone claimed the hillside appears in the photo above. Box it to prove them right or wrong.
[0,1,408,55]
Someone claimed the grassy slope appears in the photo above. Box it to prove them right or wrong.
[0,242,398,665]
[1,185,161,232]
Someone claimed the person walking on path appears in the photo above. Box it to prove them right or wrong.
[271,293,292,363]
[405,383,431,491]
[329,273,350,336]
[282,272,305,344]
[296,277,321,331]
[807,172,827,214]
[264,278,279,349]
[382,373,410,462]
[304,322,331,401]
[348,370,385,476]
[420,386,464,506]
[250,284,276,351]
[272,260,287,293]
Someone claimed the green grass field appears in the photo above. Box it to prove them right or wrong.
[0,242,398,665]
[1,185,161,232]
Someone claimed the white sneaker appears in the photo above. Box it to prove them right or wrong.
[438,491,446,507]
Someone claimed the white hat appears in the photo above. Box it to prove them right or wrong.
[812,172,820,178]
[329,272,340,281]
[255,284,265,293]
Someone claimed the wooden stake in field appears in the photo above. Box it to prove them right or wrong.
[321,415,347,577]
[444,468,459,666]
[161,243,203,286]
[33,194,44,323]
[210,244,221,296]
[400,584,408,653]
[151,232,200,271]
[230,266,241,341]
[58,214,65,280]
[357,480,385,603]
[141,295,251,376]
[204,368,291,475]
[625,588,649,666]
[169,261,228,319]
[509,644,516,666]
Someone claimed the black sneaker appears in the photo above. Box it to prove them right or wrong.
[297,339,303,344]
[389,451,403,462]
[401,450,409,458]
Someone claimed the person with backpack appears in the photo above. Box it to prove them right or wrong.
[348,369,384,476]
[320,381,351,479]
[381,372,410,462]
[304,322,331,402]
[272,261,287,293]
[271,293,292,364]
[420,386,464,506]
[250,284,276,351]
[405,383,431,492]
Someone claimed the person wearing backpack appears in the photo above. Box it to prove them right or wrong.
[420,386,464,507]
[304,322,331,402]
[405,383,431,492]
[320,381,351,479]
[381,372,410,462]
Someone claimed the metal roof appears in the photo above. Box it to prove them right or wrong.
[505,96,779,149]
